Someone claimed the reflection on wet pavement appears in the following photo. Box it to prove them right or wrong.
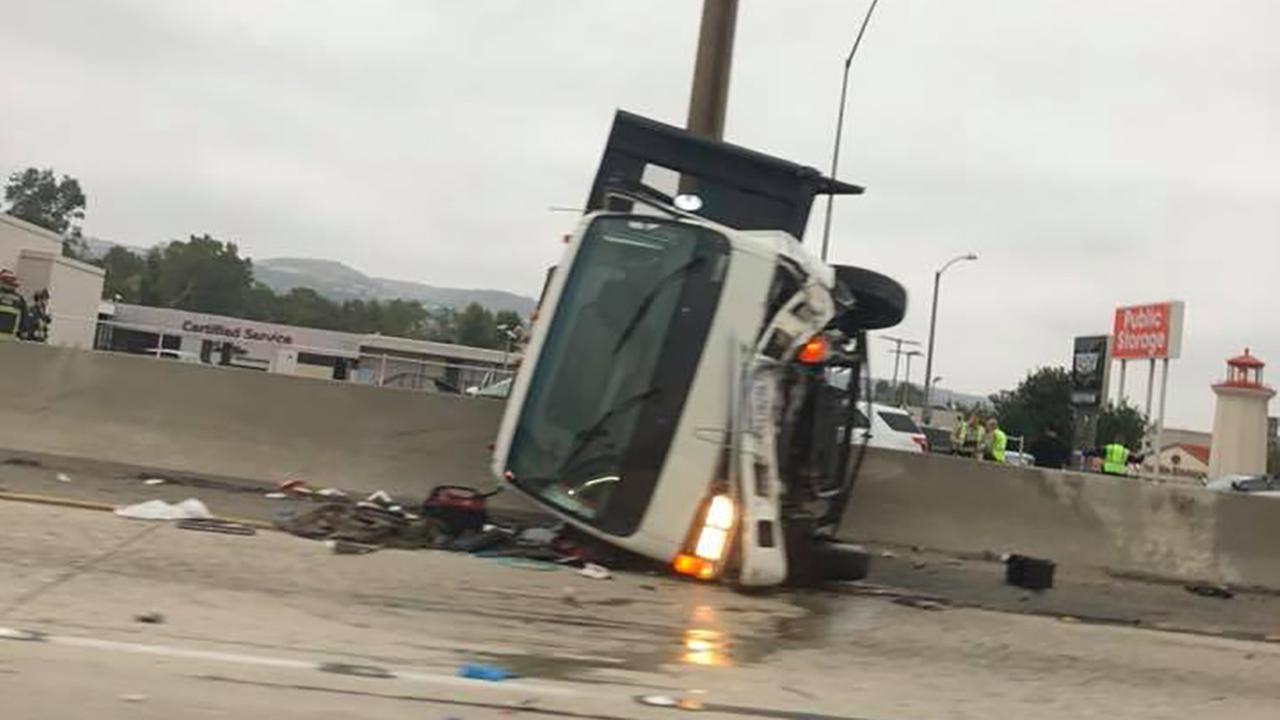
[681,603,731,667]
[682,628,728,667]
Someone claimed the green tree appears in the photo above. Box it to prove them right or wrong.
[271,288,340,330]
[376,299,429,338]
[990,366,1073,444]
[242,282,280,322]
[456,302,498,348]
[1097,401,1149,450]
[101,246,146,302]
[420,306,459,343]
[141,235,254,315]
[3,167,89,259]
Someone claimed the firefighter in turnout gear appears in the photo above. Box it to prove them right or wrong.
[0,268,27,341]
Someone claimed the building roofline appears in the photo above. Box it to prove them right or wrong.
[1,212,65,244]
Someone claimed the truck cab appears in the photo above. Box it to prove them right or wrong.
[491,112,906,587]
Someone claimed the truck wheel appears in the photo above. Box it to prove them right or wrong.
[830,265,908,332]
[814,541,871,582]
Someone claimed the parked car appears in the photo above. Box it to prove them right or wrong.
[850,403,928,453]
[1002,451,1036,467]
[1204,474,1280,498]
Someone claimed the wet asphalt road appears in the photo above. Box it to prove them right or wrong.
[4,499,1280,719]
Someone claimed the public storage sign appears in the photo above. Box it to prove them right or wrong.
[1111,301,1185,360]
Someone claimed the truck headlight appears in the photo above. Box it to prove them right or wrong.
[674,494,736,580]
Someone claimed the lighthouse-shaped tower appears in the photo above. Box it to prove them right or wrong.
[1208,349,1275,479]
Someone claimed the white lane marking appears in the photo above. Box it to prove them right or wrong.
[0,628,588,698]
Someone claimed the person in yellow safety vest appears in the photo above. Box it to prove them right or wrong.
[1102,437,1131,476]
[950,414,973,455]
[966,415,987,458]
[984,418,1007,463]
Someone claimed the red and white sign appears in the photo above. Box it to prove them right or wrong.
[1111,301,1185,360]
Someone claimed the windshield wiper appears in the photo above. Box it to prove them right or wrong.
[553,386,662,479]
[611,256,706,355]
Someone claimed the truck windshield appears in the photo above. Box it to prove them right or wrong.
[505,215,729,536]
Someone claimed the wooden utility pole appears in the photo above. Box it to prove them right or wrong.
[685,0,739,140]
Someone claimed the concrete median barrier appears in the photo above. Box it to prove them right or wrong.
[0,342,505,498]
[5,342,1279,589]
[843,447,1280,590]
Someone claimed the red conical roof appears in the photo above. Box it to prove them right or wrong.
[1227,348,1265,368]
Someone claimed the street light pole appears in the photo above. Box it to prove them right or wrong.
[902,350,922,407]
[819,0,882,262]
[922,253,978,426]
[881,334,920,396]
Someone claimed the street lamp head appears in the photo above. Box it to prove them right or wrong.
[938,253,979,275]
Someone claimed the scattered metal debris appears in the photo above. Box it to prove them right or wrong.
[892,596,948,611]
[176,518,257,536]
[1185,583,1234,599]
[326,539,380,555]
[317,662,394,679]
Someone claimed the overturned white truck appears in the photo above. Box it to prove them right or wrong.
[492,112,908,587]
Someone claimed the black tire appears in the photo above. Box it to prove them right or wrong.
[813,541,872,582]
[830,265,908,332]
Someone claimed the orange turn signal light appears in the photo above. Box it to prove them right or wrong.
[796,335,828,365]
[673,553,717,581]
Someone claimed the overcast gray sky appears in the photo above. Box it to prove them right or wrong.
[3,0,1278,431]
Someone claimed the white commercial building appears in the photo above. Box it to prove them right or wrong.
[97,303,516,394]
[1,213,105,348]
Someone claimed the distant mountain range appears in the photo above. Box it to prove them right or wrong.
[83,238,536,315]
[253,258,535,315]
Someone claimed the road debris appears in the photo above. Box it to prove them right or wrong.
[892,596,948,611]
[317,662,394,679]
[278,478,312,496]
[133,612,165,624]
[176,518,257,536]
[517,526,559,546]
[579,562,612,580]
[1,457,41,467]
[326,539,380,555]
[114,498,213,521]
[1005,554,1055,590]
[1185,583,1234,599]
[458,663,516,681]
